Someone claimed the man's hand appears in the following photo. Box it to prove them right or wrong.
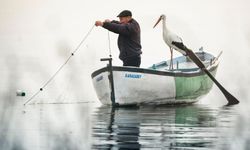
[95,21,103,27]
[104,19,111,23]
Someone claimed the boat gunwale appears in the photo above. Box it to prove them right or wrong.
[91,63,218,78]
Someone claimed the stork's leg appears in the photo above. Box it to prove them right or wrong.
[168,47,171,70]
[169,48,173,70]
[171,48,174,69]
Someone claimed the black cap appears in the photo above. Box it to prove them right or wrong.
[117,10,132,17]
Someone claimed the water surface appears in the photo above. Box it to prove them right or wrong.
[92,104,244,150]
[0,99,249,150]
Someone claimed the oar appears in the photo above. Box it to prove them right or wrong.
[185,49,239,105]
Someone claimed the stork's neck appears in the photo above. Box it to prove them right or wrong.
[162,18,169,36]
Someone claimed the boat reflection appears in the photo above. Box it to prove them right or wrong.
[92,104,219,149]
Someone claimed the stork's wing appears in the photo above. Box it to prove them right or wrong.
[169,33,188,55]
[169,33,182,43]
[172,41,188,51]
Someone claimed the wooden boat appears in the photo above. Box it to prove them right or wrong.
[91,51,220,106]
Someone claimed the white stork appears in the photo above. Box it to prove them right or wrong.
[153,14,189,69]
[153,15,240,106]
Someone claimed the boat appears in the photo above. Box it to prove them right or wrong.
[91,50,220,106]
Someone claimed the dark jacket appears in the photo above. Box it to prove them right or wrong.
[102,19,142,61]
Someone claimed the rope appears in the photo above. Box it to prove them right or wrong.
[108,31,112,57]
[24,25,95,105]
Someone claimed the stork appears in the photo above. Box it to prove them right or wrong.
[153,14,239,105]
[153,14,188,69]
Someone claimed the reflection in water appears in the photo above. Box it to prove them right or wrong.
[0,100,246,150]
[92,104,238,149]
[92,106,141,149]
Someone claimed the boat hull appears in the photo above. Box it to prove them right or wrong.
[92,63,218,105]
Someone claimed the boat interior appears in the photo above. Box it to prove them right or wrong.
[148,51,217,73]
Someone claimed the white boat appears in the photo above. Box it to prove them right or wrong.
[91,51,220,106]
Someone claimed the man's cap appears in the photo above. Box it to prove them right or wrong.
[117,10,132,17]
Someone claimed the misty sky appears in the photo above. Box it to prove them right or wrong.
[0,0,250,104]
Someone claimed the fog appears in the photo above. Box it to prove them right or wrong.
[1,0,250,102]
[0,0,250,149]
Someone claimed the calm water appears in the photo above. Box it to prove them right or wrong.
[92,104,244,150]
[1,98,249,150]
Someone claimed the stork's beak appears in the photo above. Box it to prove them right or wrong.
[153,16,162,28]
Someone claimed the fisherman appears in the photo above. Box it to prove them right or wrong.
[95,10,142,67]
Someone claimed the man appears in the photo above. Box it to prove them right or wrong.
[95,10,142,67]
